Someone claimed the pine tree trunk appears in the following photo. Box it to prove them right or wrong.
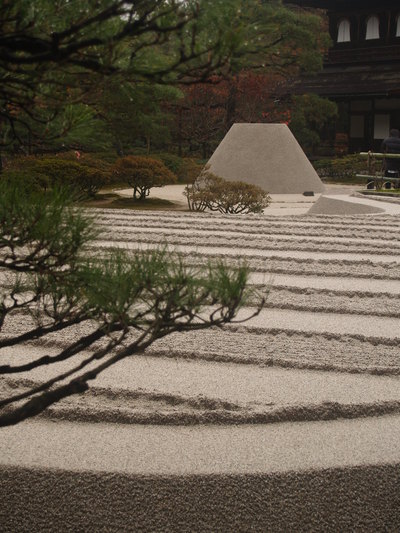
[226,75,238,130]
[177,108,183,157]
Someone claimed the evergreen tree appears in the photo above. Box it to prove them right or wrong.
[0,0,269,425]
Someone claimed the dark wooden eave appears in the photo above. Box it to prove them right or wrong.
[292,66,400,98]
[285,0,399,9]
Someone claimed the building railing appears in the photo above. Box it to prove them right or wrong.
[358,152,400,190]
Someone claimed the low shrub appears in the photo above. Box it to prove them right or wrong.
[184,169,271,214]
[3,153,112,197]
[112,155,177,200]
[176,158,203,184]
[150,153,202,184]
[152,152,183,175]
[57,152,113,195]
[87,152,118,164]
[1,157,50,192]
[313,154,369,181]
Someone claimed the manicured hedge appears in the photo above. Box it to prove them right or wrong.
[313,155,369,182]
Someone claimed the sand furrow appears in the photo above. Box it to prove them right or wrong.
[260,286,400,317]
[94,208,400,230]
[250,273,400,293]
[151,326,400,374]
[94,240,400,264]
[102,211,400,226]
[2,207,400,432]
[236,307,400,339]
[4,376,400,426]
[98,229,400,256]
[3,354,400,422]
[98,224,400,250]
[3,415,400,476]
[98,222,400,243]
[1,314,399,377]
[183,253,400,279]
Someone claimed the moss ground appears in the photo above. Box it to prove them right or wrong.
[81,193,182,210]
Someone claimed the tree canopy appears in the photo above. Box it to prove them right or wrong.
[0,0,243,150]
[0,0,330,155]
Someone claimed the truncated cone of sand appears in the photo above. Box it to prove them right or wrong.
[206,123,325,194]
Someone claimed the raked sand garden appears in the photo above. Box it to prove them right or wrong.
[1,184,400,531]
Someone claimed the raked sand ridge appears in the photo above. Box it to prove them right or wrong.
[1,194,400,531]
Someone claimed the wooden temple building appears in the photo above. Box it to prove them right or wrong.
[286,0,400,153]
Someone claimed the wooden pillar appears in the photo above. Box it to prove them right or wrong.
[356,13,360,42]
[370,98,376,150]
[386,10,391,43]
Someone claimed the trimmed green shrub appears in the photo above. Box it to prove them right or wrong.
[176,158,203,184]
[150,153,202,184]
[313,154,369,181]
[152,152,183,175]
[1,158,50,192]
[3,153,112,197]
[87,152,119,164]
[112,155,177,200]
[57,152,113,195]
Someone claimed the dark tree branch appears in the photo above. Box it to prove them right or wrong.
[0,295,263,427]
[0,314,88,349]
[0,323,118,374]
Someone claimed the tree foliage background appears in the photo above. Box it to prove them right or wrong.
[0,0,332,160]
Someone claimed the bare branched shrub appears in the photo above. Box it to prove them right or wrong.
[184,169,271,214]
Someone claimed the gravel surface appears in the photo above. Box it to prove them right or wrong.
[2,196,400,531]
[2,205,400,425]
